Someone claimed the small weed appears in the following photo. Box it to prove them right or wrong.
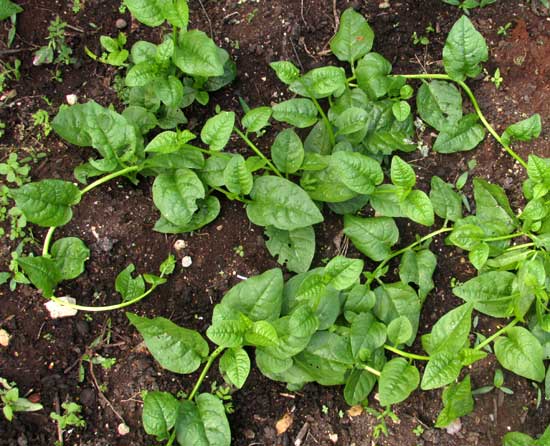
[0,59,21,94]
[246,8,258,23]
[72,0,82,13]
[33,16,75,72]
[365,406,400,439]
[50,401,85,431]
[490,68,503,89]
[210,382,235,414]
[413,424,425,436]
[233,245,245,257]
[411,31,430,46]
[497,22,512,37]
[32,109,52,139]
[321,404,329,415]
[0,377,43,421]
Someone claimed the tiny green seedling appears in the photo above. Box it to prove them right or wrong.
[473,369,514,395]
[413,424,425,436]
[51,401,86,446]
[233,245,245,257]
[0,377,43,421]
[33,16,74,68]
[497,22,512,37]
[32,109,52,139]
[490,68,503,89]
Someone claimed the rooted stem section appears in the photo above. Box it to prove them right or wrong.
[396,73,528,169]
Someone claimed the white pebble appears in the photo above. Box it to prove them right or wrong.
[66,94,78,105]
[0,329,10,347]
[117,423,130,435]
[446,418,462,435]
[45,296,78,319]
[173,239,187,251]
[181,256,192,268]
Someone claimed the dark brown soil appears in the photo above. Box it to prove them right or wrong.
[1,1,549,445]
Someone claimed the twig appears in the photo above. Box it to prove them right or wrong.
[66,24,85,33]
[332,0,339,32]
[300,0,307,26]
[294,422,309,446]
[53,393,64,446]
[88,361,126,424]
[197,0,214,39]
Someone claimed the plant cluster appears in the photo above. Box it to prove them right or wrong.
[0,377,43,421]
[3,1,550,445]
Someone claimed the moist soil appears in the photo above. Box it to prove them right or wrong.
[1,1,550,445]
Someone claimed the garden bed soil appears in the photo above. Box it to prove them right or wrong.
[1,0,550,445]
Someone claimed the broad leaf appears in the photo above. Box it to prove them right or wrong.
[344,215,399,262]
[423,303,473,355]
[242,106,272,133]
[387,316,413,346]
[399,249,436,301]
[433,114,485,153]
[173,30,225,77]
[356,52,392,99]
[430,176,462,221]
[434,375,474,428]
[0,0,22,20]
[323,256,364,290]
[401,190,434,226]
[200,111,235,151]
[10,180,81,227]
[330,7,374,63]
[50,237,90,280]
[116,264,145,301]
[344,368,377,406]
[290,66,346,99]
[270,61,301,85]
[350,312,386,360]
[271,129,304,174]
[17,256,61,297]
[142,391,179,440]
[378,358,420,406]
[247,176,324,231]
[127,313,209,374]
[502,114,542,146]
[265,226,315,274]
[417,80,462,131]
[272,99,318,128]
[330,152,383,195]
[390,156,415,189]
[421,351,462,390]
[219,348,250,389]
[443,16,488,81]
[223,154,253,195]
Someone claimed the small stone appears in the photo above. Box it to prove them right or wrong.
[173,239,187,251]
[379,1,390,7]
[45,297,78,319]
[181,256,192,268]
[66,94,78,105]
[0,329,10,347]
[115,18,127,29]
[446,418,462,435]
[329,433,338,443]
[117,423,130,435]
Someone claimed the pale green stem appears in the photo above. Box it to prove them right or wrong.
[384,344,430,361]
[310,96,335,147]
[234,128,283,177]
[483,232,525,242]
[364,365,381,377]
[474,319,519,351]
[397,73,528,169]
[188,346,225,401]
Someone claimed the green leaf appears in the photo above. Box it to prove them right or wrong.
[434,375,474,428]
[157,76,184,108]
[344,285,376,322]
[265,226,315,274]
[223,154,253,195]
[200,111,235,151]
[329,8,374,63]
[270,61,301,85]
[330,152,383,195]
[247,176,324,231]
[163,0,189,29]
[527,155,550,185]
[219,348,250,389]
[176,394,230,446]
[290,67,346,99]
[344,215,399,262]
[10,180,81,227]
[421,351,462,390]
[344,368,377,406]
[242,106,272,133]
[502,114,542,146]
[334,107,368,135]
[0,0,22,20]
[474,178,517,229]
[390,155,416,189]
[392,101,411,122]
[495,327,545,382]
[416,80,463,131]
[124,0,170,26]
[152,168,205,225]
[433,114,485,153]
[453,271,516,317]
[272,99,318,128]
[378,358,420,406]
[387,316,413,346]
[154,196,220,233]
[173,30,225,77]
[17,256,61,297]
[443,16,488,81]
[127,313,209,374]
[270,129,304,174]
[430,176,462,221]
[401,190,434,226]
[502,432,536,446]
[469,242,490,270]
[323,256,364,290]
[142,391,179,440]
[115,264,145,302]
[50,237,90,280]
[207,318,250,348]
[424,303,473,355]
[399,249,436,301]
[244,320,279,347]
[300,162,357,203]
[350,312,386,360]
[219,268,284,322]
[356,53,392,99]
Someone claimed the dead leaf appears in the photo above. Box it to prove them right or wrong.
[347,405,364,417]
[275,412,293,435]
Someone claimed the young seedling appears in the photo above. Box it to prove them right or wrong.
[0,377,43,421]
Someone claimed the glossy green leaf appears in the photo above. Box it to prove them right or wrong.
[334,107,368,135]
[242,106,272,133]
[127,313,209,374]
[330,152,383,195]
[356,52,392,99]
[206,319,250,348]
[469,242,490,270]
[430,176,462,221]
[323,256,364,290]
[173,30,225,77]
[154,196,220,233]
[10,180,81,227]
[124,0,169,26]
[474,178,517,229]
[344,215,399,262]
[378,358,420,406]
[290,66,346,99]
[244,320,279,347]
[417,80,463,131]
[153,168,205,225]
[401,190,434,226]
[265,226,315,274]
[434,375,474,428]
[350,312,386,360]
[271,129,304,174]
[0,0,22,20]
[142,391,179,440]
[17,256,61,297]
[272,99,318,128]
[387,316,413,346]
[330,8,374,63]
[527,155,550,185]
[392,101,410,122]
[116,264,145,301]
[433,114,485,153]
[223,154,253,195]
[270,60,301,85]
[443,15,488,81]
[200,111,235,151]
[399,249,436,302]
[390,155,415,189]
[176,394,230,446]
[424,303,473,355]
[495,327,545,382]
[219,348,250,389]
[421,351,462,390]
[50,237,90,280]
[344,368,377,406]
[453,271,516,317]
[247,176,324,231]
[502,114,542,146]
